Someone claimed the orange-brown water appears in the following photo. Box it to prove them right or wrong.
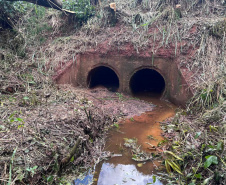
[92,93,176,185]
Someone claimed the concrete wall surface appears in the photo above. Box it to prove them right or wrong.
[56,54,192,106]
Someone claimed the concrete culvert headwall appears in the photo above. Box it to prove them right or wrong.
[55,55,193,106]
[87,66,119,92]
[130,69,165,96]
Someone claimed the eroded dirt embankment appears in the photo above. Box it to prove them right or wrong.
[0,85,156,184]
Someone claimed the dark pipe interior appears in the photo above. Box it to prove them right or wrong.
[130,69,165,95]
[87,66,119,92]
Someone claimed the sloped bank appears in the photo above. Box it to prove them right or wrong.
[0,86,112,184]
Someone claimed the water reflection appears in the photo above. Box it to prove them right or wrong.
[97,163,162,185]
[74,171,93,185]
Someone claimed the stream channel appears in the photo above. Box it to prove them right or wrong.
[74,93,176,185]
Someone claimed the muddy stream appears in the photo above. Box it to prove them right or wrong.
[74,93,176,185]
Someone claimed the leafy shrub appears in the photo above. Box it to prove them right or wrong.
[0,0,35,29]
[62,0,95,22]
[0,0,17,29]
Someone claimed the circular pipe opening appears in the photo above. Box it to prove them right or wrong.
[87,66,119,92]
[130,68,165,96]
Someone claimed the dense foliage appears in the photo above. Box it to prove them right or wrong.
[62,0,95,22]
[0,0,95,28]
[0,0,37,29]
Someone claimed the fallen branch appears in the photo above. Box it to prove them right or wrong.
[61,137,81,164]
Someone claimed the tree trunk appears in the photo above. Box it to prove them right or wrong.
[7,0,63,10]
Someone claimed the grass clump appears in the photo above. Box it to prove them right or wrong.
[160,34,225,185]
[62,0,95,22]
[160,91,225,184]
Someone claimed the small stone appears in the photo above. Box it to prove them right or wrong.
[137,163,143,167]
